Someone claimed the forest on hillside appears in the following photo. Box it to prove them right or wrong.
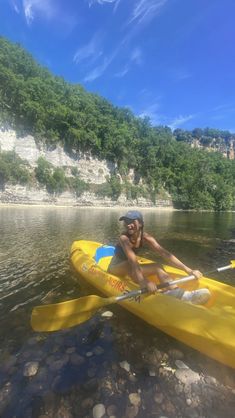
[0,37,234,210]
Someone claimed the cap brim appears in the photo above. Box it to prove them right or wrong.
[119,216,136,222]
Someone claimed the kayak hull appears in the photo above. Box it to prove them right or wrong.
[71,240,235,369]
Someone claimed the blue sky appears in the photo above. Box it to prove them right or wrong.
[1,0,235,132]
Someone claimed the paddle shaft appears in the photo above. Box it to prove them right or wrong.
[109,262,234,303]
[156,262,234,290]
[125,262,235,298]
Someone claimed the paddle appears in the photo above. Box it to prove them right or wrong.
[31,260,235,332]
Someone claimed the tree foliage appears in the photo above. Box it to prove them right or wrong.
[0,36,235,210]
[0,151,31,190]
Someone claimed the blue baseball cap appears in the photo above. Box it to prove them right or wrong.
[119,210,144,223]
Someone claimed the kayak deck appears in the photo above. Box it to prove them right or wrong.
[70,240,235,368]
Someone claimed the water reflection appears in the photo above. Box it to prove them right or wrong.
[0,206,234,323]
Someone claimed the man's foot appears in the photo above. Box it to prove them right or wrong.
[181,289,211,305]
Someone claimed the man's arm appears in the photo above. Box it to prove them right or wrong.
[144,233,202,279]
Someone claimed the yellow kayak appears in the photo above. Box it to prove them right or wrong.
[70,240,235,369]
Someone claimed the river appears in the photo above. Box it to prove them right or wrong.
[0,206,234,417]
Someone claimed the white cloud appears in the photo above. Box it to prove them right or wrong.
[88,0,118,6]
[113,0,122,13]
[73,33,103,65]
[73,32,117,82]
[139,103,162,124]
[22,0,77,32]
[115,66,129,78]
[115,47,143,77]
[87,0,122,13]
[11,0,20,13]
[169,68,192,82]
[78,31,134,82]
[128,0,168,26]
[84,52,116,82]
[212,103,235,113]
[139,104,196,129]
[168,114,195,130]
[23,0,56,25]
[131,47,142,65]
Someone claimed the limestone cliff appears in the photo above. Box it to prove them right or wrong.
[0,128,172,208]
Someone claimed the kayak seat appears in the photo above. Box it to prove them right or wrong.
[94,245,115,263]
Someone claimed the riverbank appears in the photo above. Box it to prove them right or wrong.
[0,184,173,209]
[0,202,175,210]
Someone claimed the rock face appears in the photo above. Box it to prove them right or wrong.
[0,128,115,184]
[0,128,173,207]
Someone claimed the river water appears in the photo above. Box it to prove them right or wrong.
[0,206,235,418]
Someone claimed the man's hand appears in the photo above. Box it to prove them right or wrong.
[145,281,158,293]
[190,270,202,279]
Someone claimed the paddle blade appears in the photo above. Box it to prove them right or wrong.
[230,260,235,268]
[31,295,116,332]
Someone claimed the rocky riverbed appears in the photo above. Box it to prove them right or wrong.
[1,304,235,418]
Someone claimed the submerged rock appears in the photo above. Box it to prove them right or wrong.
[23,361,39,377]
[119,360,130,372]
[125,405,139,418]
[175,360,189,369]
[128,392,141,407]
[101,311,113,318]
[92,403,106,418]
[175,369,201,385]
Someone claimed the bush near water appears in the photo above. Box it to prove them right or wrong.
[0,37,234,210]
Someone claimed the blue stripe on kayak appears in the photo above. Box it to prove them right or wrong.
[94,245,115,263]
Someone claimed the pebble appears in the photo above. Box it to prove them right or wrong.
[154,392,164,404]
[146,348,163,365]
[81,398,94,409]
[125,405,139,418]
[148,367,156,376]
[101,311,113,318]
[49,355,69,371]
[129,393,141,407]
[69,353,85,365]
[175,369,201,385]
[23,361,39,377]
[86,351,93,357]
[204,376,217,385]
[106,405,118,416]
[93,403,106,418]
[175,360,189,369]
[119,360,130,372]
[163,400,176,415]
[66,347,76,354]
